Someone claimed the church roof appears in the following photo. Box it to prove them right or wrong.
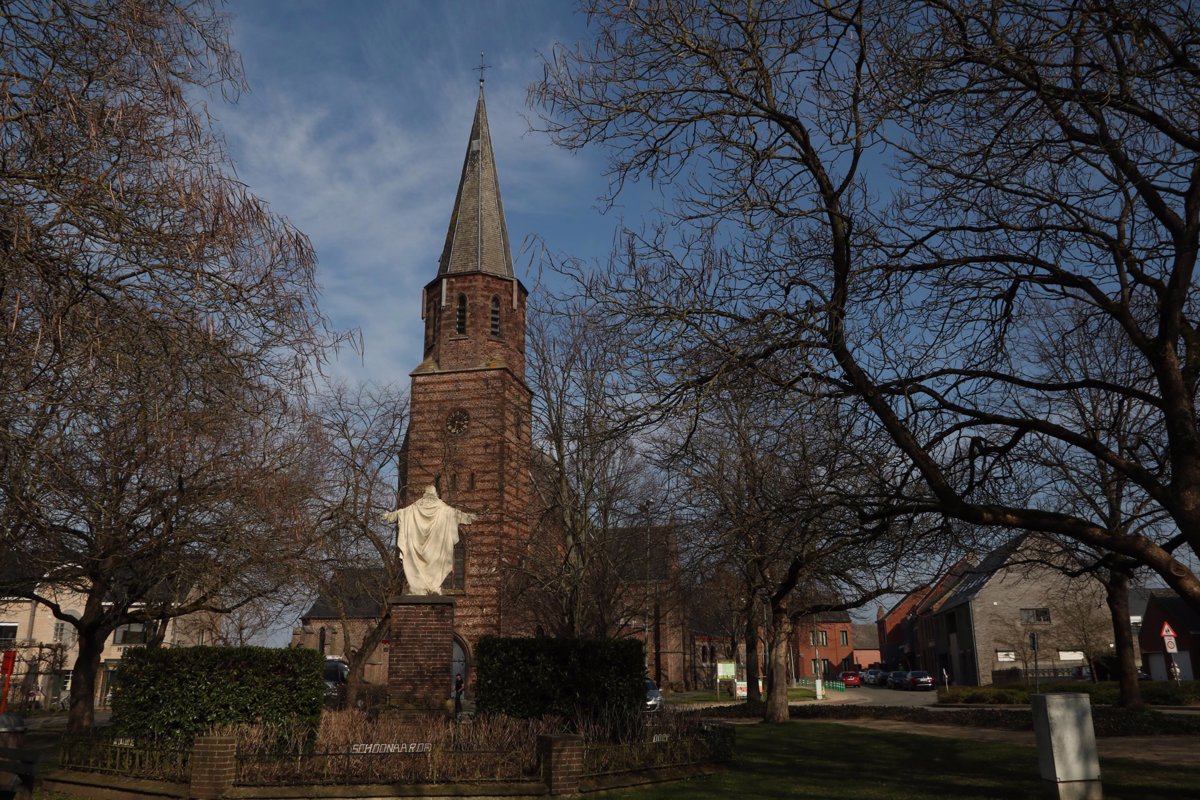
[437,82,515,278]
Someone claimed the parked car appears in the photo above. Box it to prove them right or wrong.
[886,670,909,689]
[905,670,935,691]
[837,671,862,687]
[863,668,882,686]
[323,656,350,708]
[644,678,663,712]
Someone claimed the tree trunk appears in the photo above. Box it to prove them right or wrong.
[346,611,391,709]
[765,609,793,723]
[744,616,761,703]
[67,627,107,733]
[1104,571,1143,709]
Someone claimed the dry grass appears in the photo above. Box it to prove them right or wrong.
[214,710,569,786]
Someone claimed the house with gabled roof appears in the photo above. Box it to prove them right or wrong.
[1139,589,1199,681]
[909,536,1111,686]
[877,559,972,671]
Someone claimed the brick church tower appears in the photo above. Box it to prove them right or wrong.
[397,81,532,668]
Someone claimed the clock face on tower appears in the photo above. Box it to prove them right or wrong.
[446,409,471,436]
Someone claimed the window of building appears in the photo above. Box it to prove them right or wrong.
[490,296,501,336]
[0,623,16,646]
[113,623,149,646]
[809,630,827,646]
[996,650,1016,662]
[820,630,828,646]
[839,630,848,646]
[456,293,467,334]
[53,621,69,643]
[1020,608,1051,624]
[442,537,466,591]
[811,658,820,676]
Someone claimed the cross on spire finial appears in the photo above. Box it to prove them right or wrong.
[475,52,489,87]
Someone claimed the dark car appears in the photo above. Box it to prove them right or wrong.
[837,671,862,687]
[905,670,935,690]
[323,657,349,708]
[886,670,909,689]
[644,678,663,712]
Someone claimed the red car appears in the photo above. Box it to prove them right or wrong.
[837,671,862,687]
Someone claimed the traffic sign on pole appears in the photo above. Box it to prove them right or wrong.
[1161,621,1178,638]
[1165,637,1179,653]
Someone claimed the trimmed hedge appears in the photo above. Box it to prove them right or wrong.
[110,646,324,745]
[938,681,1200,707]
[703,699,1200,736]
[474,636,644,721]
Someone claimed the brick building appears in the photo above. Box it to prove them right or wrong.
[310,84,692,691]
[0,585,216,710]
[885,536,1113,686]
[1139,590,1198,681]
[391,81,535,680]
[792,611,855,678]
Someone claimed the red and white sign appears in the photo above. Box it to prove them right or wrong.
[1166,637,1179,653]
[1161,622,1178,638]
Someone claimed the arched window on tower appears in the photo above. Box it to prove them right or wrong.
[441,536,466,591]
[490,295,501,336]
[456,293,468,334]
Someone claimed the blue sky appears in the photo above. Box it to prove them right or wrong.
[219,1,640,383]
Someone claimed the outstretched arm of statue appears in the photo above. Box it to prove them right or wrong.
[382,509,400,523]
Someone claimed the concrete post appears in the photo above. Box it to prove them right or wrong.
[1031,693,1102,800]
[189,735,237,800]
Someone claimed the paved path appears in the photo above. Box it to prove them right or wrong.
[819,717,1199,766]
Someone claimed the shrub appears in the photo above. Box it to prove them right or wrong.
[938,680,1198,707]
[703,702,1200,736]
[110,646,324,745]
[474,636,644,723]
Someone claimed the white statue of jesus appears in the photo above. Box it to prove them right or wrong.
[383,485,477,595]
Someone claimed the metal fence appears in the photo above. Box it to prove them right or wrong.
[991,666,1084,686]
[235,745,539,786]
[59,734,192,783]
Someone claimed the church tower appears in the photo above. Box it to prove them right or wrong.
[399,81,532,660]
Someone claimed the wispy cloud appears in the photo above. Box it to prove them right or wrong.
[218,1,622,384]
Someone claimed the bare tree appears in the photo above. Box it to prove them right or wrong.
[1048,575,1112,684]
[531,1,1200,612]
[306,382,408,707]
[4,318,319,730]
[668,379,932,722]
[0,1,333,730]
[515,301,662,638]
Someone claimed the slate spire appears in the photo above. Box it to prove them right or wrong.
[437,81,514,278]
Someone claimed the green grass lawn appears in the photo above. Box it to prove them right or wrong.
[592,721,1200,799]
[665,687,817,705]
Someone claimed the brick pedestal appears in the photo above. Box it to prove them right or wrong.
[388,595,455,715]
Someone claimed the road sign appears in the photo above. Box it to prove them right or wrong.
[1165,636,1179,653]
[1161,621,1177,638]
